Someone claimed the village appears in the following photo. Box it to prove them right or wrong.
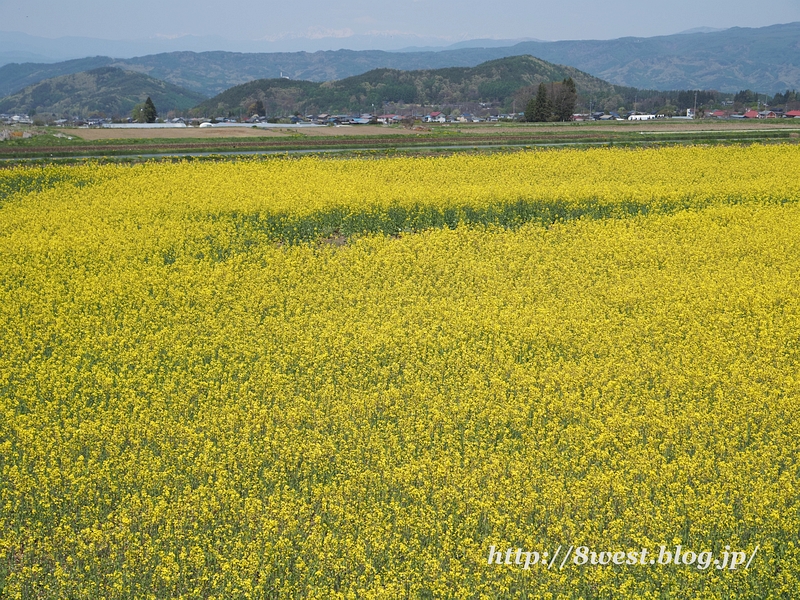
[3,106,800,133]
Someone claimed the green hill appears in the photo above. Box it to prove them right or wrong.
[193,55,624,116]
[0,66,207,118]
[0,56,116,98]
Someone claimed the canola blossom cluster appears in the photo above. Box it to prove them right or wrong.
[1,145,800,598]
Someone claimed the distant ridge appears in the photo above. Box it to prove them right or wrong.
[1,22,798,97]
[0,30,484,63]
[676,27,728,35]
[395,38,546,53]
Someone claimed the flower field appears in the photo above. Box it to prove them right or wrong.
[2,145,800,598]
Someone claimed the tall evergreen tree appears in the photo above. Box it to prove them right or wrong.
[143,97,157,123]
[524,96,537,122]
[532,82,552,122]
[553,77,577,121]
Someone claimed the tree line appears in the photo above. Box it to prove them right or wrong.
[734,89,798,109]
[524,78,577,122]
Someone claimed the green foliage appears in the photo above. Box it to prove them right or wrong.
[734,89,759,105]
[529,83,552,122]
[477,80,519,101]
[247,99,265,117]
[657,104,678,117]
[674,90,715,109]
[131,103,145,122]
[143,97,157,122]
[524,96,536,123]
[132,96,158,123]
[525,78,577,122]
[768,89,797,106]
[553,77,577,121]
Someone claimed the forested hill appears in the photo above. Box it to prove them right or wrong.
[0,67,207,118]
[193,56,623,116]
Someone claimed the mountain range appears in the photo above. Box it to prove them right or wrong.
[0,30,507,65]
[0,22,798,102]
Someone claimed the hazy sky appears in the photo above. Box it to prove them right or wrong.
[4,0,800,44]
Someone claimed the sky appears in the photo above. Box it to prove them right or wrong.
[3,0,800,49]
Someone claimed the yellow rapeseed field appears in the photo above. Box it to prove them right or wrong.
[2,145,800,598]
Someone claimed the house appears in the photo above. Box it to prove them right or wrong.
[785,110,800,118]
[743,109,760,118]
[457,113,481,123]
[758,110,777,118]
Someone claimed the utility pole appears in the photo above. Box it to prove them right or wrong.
[694,91,698,118]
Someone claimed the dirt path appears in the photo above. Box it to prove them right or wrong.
[62,125,422,141]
